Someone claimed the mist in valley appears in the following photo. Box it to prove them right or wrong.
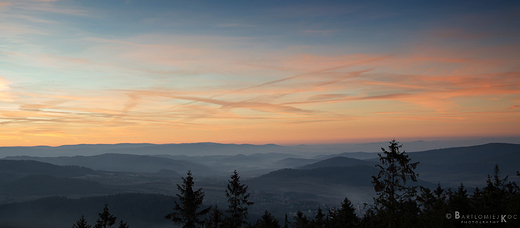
[0,141,519,227]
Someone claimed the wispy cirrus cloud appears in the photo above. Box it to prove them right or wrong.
[0,76,12,102]
[0,2,11,8]
[7,0,91,16]
[1,1,520,146]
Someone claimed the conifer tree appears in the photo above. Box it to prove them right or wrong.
[417,186,446,227]
[254,210,280,228]
[95,203,117,228]
[325,208,338,228]
[311,208,325,228]
[327,197,358,228]
[165,170,212,228]
[370,140,419,227]
[205,205,223,228]
[292,211,310,228]
[73,215,91,228]
[359,207,376,228]
[338,197,358,227]
[118,220,129,228]
[481,165,520,215]
[225,170,254,228]
[448,183,471,214]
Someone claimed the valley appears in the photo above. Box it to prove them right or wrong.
[0,142,518,227]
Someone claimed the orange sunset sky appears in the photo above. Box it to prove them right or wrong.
[0,0,519,146]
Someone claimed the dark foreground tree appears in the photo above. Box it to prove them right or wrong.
[205,205,223,228]
[73,215,91,228]
[369,140,419,227]
[254,210,281,228]
[416,184,450,228]
[311,207,325,228]
[448,183,471,214]
[292,211,309,228]
[118,220,129,228]
[95,203,117,228]
[165,171,212,228]
[479,165,520,217]
[225,170,254,228]
[327,197,358,228]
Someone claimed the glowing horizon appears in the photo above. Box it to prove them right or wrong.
[1,0,519,147]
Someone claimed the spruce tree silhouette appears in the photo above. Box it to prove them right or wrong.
[341,197,358,225]
[254,210,280,228]
[448,183,471,214]
[165,170,211,228]
[94,203,117,228]
[205,205,223,228]
[416,184,450,227]
[330,197,358,227]
[118,220,129,228]
[292,210,309,228]
[370,140,419,227]
[481,165,520,215]
[312,207,325,228]
[225,170,254,228]
[73,215,91,228]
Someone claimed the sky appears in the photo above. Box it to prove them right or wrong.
[0,0,519,147]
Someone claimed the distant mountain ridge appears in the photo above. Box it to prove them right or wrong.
[405,143,520,165]
[257,145,520,193]
[5,153,211,174]
[298,156,376,169]
[0,142,285,157]
[245,165,437,205]
[1,142,519,198]
[2,140,519,158]
[0,160,117,203]
[0,142,517,227]
[312,152,379,160]
[272,158,319,168]
[0,160,95,179]
[404,143,520,186]
[248,166,379,186]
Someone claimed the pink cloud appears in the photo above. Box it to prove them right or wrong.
[14,2,91,17]
[0,2,11,8]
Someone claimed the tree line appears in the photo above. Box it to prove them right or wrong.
[73,140,520,227]
[165,170,254,228]
[72,203,128,228]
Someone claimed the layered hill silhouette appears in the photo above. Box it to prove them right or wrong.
[272,158,319,168]
[0,142,518,227]
[246,161,437,204]
[3,142,519,187]
[312,151,379,160]
[246,143,520,198]
[398,143,520,185]
[248,166,378,186]
[297,156,376,169]
[0,193,177,228]
[0,160,115,203]
[0,175,109,196]
[0,160,95,180]
[405,143,520,168]
[0,143,285,157]
[5,154,209,174]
